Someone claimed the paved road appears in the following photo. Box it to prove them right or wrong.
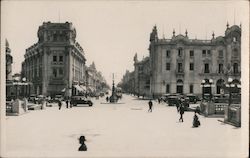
[4,94,246,158]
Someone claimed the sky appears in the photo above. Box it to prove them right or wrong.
[1,0,248,86]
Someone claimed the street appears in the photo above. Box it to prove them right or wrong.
[5,94,244,158]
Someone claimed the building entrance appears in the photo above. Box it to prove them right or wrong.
[177,85,183,94]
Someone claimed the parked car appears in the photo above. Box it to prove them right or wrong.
[185,94,199,103]
[71,96,93,106]
[160,93,171,102]
[167,95,181,106]
[37,95,46,104]
[28,94,38,103]
[55,95,63,101]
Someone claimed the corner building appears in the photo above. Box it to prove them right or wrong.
[149,24,241,97]
[22,22,86,97]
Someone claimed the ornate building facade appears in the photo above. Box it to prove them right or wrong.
[21,22,86,97]
[149,24,241,97]
[120,23,241,98]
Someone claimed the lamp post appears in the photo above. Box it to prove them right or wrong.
[226,77,237,107]
[13,76,21,99]
[209,79,213,101]
[201,79,205,99]
[22,77,26,97]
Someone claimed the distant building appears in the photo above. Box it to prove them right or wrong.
[149,23,241,97]
[6,39,14,97]
[21,22,86,97]
[133,54,150,97]
[86,62,109,95]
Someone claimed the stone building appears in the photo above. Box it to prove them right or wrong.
[86,62,109,95]
[133,54,151,97]
[21,22,86,97]
[119,70,135,94]
[149,23,241,97]
[6,39,14,97]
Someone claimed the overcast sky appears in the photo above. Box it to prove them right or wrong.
[1,0,248,85]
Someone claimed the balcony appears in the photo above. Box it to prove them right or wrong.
[51,61,64,65]
[175,70,184,77]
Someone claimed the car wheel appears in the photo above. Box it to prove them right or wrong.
[89,102,93,106]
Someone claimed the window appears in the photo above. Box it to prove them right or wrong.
[190,50,194,57]
[190,63,194,71]
[53,68,57,77]
[178,49,182,57]
[59,68,63,75]
[139,66,143,71]
[166,50,170,58]
[202,50,206,57]
[53,56,57,62]
[207,50,211,55]
[233,48,238,57]
[204,63,209,73]
[190,84,194,93]
[166,63,171,70]
[219,64,223,73]
[166,84,170,93]
[233,63,238,73]
[219,50,223,57]
[178,63,183,72]
[59,56,63,62]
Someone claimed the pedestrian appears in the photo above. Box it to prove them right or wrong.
[176,99,181,112]
[66,100,69,108]
[158,98,161,104]
[70,99,72,108]
[195,106,201,114]
[58,100,62,110]
[148,99,153,112]
[78,136,87,151]
[179,105,185,122]
[193,112,200,127]
[106,96,109,103]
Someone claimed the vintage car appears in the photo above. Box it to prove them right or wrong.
[160,93,171,102]
[28,94,38,103]
[185,94,200,103]
[167,95,181,106]
[71,96,93,106]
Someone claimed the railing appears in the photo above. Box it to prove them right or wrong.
[214,103,227,114]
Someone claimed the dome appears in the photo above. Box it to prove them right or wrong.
[225,25,241,36]
[215,36,225,45]
[171,34,188,42]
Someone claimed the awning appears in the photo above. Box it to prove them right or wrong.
[80,85,87,91]
[74,85,83,92]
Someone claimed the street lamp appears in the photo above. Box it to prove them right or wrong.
[209,79,213,100]
[22,77,27,97]
[226,77,233,106]
[201,79,206,99]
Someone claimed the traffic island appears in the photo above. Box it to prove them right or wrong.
[224,104,241,127]
[6,99,29,116]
